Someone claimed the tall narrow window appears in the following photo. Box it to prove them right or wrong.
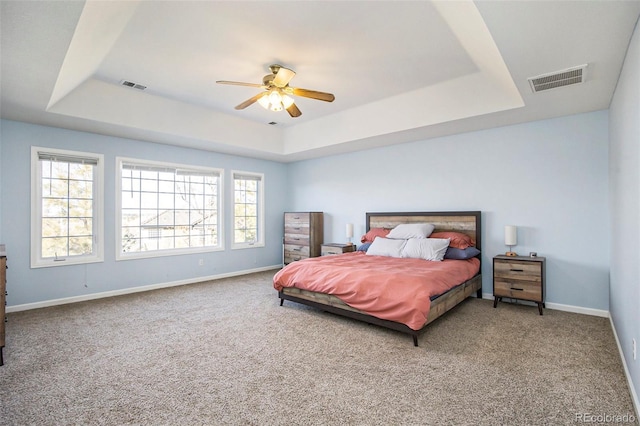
[31,147,104,268]
[233,171,264,248]
[116,158,223,260]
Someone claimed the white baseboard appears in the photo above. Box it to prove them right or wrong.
[6,264,282,313]
[481,293,609,317]
[609,315,640,419]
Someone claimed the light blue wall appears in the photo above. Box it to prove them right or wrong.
[0,120,287,306]
[287,111,610,311]
[609,17,640,411]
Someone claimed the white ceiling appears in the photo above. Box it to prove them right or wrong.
[2,1,639,162]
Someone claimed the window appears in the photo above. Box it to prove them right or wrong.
[233,171,264,248]
[116,158,223,259]
[31,147,104,268]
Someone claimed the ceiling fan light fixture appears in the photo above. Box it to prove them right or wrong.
[257,89,290,112]
[282,95,294,108]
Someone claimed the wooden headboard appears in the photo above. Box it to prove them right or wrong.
[366,211,482,252]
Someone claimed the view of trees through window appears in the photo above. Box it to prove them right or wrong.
[233,174,260,245]
[120,164,219,253]
[40,159,95,259]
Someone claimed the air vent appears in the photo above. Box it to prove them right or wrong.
[528,64,588,93]
[120,80,147,91]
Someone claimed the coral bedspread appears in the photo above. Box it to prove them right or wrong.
[273,252,480,330]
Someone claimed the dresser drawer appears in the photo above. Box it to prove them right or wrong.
[494,260,541,281]
[284,253,308,264]
[494,279,542,302]
[284,213,311,225]
[284,244,310,257]
[284,232,310,245]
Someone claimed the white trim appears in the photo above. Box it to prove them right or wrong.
[609,315,640,419]
[115,156,224,261]
[482,293,609,317]
[6,265,282,313]
[31,146,104,268]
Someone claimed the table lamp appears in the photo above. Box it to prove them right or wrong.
[505,225,517,257]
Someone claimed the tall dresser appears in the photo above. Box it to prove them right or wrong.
[1,255,6,366]
[283,212,323,264]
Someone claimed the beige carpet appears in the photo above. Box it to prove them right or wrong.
[0,270,636,425]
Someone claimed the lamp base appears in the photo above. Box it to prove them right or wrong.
[505,251,518,257]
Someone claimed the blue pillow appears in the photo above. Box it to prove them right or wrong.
[444,246,480,260]
[357,242,372,252]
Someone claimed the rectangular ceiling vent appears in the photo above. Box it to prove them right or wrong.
[528,64,588,93]
[120,80,147,91]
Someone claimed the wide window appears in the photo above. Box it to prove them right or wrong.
[31,147,104,268]
[117,158,223,259]
[232,171,264,249]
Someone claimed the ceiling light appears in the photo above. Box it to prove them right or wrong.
[258,89,292,112]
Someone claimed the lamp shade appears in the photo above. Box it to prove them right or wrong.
[346,223,354,239]
[504,225,517,246]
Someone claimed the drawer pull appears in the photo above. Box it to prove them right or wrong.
[510,268,524,272]
[510,287,524,291]
[293,216,300,220]
[293,248,301,252]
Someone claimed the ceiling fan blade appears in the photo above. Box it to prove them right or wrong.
[217,80,265,88]
[286,102,302,118]
[290,87,335,102]
[273,66,296,88]
[235,92,267,110]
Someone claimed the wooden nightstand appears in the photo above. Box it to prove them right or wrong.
[321,243,356,256]
[493,255,546,315]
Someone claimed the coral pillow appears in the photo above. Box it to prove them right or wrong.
[430,232,475,249]
[361,228,390,243]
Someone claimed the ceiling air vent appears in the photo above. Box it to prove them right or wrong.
[120,80,147,91]
[528,64,588,93]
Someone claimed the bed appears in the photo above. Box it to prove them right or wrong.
[274,211,482,346]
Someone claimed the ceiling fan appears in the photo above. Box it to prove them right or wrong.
[216,64,335,118]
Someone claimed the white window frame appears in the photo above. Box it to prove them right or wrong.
[116,157,224,261]
[30,146,104,268]
[232,170,265,250]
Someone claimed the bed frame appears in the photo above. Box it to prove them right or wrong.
[278,211,482,346]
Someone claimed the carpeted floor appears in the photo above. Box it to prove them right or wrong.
[0,270,636,425]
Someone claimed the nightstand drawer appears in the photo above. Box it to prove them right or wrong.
[321,244,355,256]
[494,260,541,282]
[494,279,542,302]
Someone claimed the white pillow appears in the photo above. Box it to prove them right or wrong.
[386,223,435,239]
[402,238,450,261]
[365,237,406,258]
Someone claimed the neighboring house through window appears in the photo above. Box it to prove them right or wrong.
[232,171,264,248]
[116,158,223,260]
[31,147,104,268]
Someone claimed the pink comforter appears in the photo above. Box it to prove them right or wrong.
[273,252,480,330]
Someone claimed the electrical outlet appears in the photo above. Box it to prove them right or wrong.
[198,259,204,266]
[633,338,637,361]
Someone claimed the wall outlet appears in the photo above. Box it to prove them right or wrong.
[633,338,637,361]
[198,259,204,266]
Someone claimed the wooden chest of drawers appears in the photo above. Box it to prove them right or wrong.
[493,255,546,315]
[283,212,323,264]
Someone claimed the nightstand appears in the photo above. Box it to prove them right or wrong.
[493,255,546,315]
[321,243,356,256]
